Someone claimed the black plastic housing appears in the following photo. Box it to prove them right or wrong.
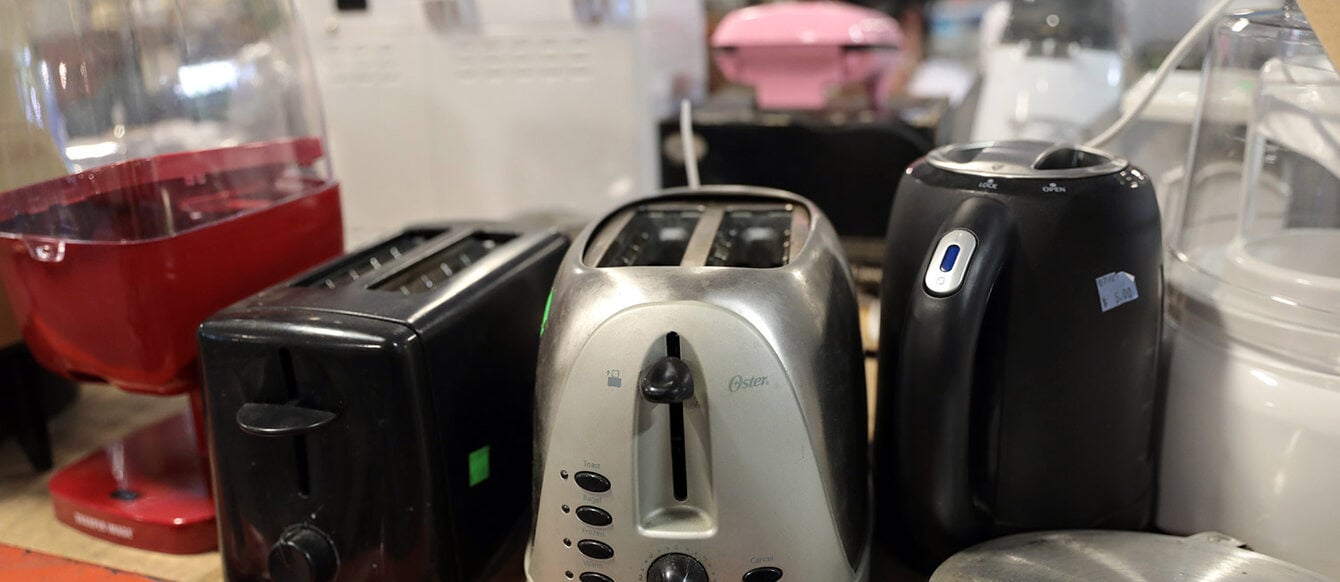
[200,222,569,581]
[874,147,1164,570]
[659,107,934,243]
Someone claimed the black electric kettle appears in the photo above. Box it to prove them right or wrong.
[873,141,1163,570]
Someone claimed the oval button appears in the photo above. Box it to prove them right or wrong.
[743,567,783,582]
[574,471,611,493]
[576,505,613,527]
[577,539,614,560]
[580,573,614,582]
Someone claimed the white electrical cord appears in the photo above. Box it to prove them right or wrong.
[1085,0,1237,148]
[679,99,700,188]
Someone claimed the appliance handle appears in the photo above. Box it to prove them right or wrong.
[236,403,336,437]
[897,196,1013,550]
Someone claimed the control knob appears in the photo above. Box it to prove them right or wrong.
[268,525,339,582]
[647,553,708,582]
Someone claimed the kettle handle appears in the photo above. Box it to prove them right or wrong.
[896,196,1012,555]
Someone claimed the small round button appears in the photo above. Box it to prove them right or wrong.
[575,505,613,527]
[574,471,611,493]
[743,566,783,582]
[267,526,339,582]
[580,573,615,582]
[577,539,615,560]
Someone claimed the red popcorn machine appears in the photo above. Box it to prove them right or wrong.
[0,1,343,553]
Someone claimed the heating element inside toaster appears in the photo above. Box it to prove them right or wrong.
[587,198,810,268]
[300,229,444,288]
[372,233,516,294]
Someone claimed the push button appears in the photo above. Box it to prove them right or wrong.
[574,471,611,493]
[924,229,978,297]
[576,505,613,527]
[580,573,614,582]
[577,539,614,560]
[743,567,783,582]
[939,244,961,272]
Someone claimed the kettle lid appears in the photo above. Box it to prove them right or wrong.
[926,140,1128,179]
[930,530,1330,582]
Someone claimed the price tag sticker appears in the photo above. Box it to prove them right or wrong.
[1096,271,1139,313]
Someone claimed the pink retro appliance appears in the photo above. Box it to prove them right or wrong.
[712,1,904,110]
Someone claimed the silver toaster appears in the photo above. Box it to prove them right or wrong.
[526,186,870,582]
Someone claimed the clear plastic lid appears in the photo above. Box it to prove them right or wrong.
[1172,1,1340,370]
[0,0,332,244]
[0,1,343,394]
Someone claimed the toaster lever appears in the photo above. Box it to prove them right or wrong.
[639,357,695,404]
[237,403,337,437]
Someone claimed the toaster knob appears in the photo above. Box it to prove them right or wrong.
[640,357,695,403]
[268,526,338,582]
[647,553,708,582]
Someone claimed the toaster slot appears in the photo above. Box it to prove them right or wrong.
[277,348,314,497]
[299,229,443,288]
[597,209,702,267]
[372,233,515,294]
[666,332,689,502]
[635,330,716,534]
[707,208,795,268]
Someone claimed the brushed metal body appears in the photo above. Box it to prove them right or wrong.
[931,531,1330,581]
[526,186,869,581]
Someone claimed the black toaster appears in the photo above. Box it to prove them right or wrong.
[199,221,569,581]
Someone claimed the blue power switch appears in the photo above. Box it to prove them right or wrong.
[926,230,978,296]
[939,244,961,272]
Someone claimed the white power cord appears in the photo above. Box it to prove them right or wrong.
[679,99,701,188]
[1085,0,1238,148]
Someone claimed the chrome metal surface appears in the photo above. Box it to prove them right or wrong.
[582,194,811,268]
[930,531,1330,581]
[529,185,867,580]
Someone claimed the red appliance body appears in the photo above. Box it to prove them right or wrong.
[0,139,344,553]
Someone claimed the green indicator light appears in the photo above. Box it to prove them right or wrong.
[468,446,490,487]
[540,289,554,336]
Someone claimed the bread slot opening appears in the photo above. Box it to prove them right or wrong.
[372,232,514,294]
[597,209,702,267]
[298,229,443,289]
[707,208,795,268]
